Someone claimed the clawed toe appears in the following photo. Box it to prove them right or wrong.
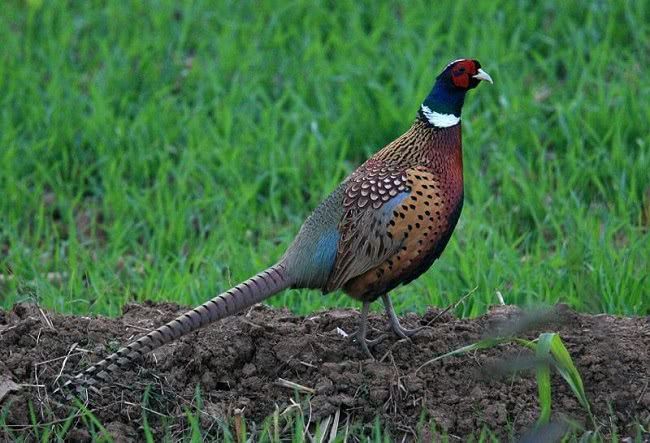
[391,324,430,339]
[348,330,385,344]
[348,331,386,358]
[382,294,429,340]
[350,296,429,359]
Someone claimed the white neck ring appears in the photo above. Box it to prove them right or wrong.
[420,105,460,128]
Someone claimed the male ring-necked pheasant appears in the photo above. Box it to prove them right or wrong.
[62,59,492,391]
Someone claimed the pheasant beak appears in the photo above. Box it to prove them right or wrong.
[472,68,493,84]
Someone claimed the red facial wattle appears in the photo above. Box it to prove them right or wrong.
[450,60,478,89]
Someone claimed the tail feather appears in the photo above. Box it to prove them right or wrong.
[58,263,290,393]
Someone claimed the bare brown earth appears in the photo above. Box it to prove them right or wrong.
[1,302,648,441]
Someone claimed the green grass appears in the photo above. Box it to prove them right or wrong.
[4,393,647,442]
[0,0,648,318]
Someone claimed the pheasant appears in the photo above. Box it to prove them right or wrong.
[60,59,492,392]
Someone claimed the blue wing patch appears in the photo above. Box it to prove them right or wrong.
[306,192,408,284]
[381,191,410,216]
[312,229,339,271]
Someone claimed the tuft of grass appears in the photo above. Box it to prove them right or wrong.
[6,401,644,442]
[418,330,596,432]
[75,399,111,442]
[528,332,594,428]
[3,382,647,442]
[141,387,156,443]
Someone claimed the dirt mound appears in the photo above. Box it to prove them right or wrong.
[1,302,648,440]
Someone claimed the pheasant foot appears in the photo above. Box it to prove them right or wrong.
[381,294,429,339]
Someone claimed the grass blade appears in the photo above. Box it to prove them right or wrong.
[416,337,511,373]
[535,333,555,425]
[545,333,595,427]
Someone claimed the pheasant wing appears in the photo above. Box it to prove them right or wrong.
[325,160,411,291]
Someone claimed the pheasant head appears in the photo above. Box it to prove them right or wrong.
[419,59,492,128]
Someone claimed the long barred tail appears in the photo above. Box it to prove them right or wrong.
[58,263,290,393]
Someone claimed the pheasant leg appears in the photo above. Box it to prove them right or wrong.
[349,302,385,358]
[381,294,427,339]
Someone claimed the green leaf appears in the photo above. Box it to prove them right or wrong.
[534,333,555,425]
[73,399,110,440]
[533,333,594,428]
[141,388,155,443]
[545,333,595,427]
[186,409,202,442]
